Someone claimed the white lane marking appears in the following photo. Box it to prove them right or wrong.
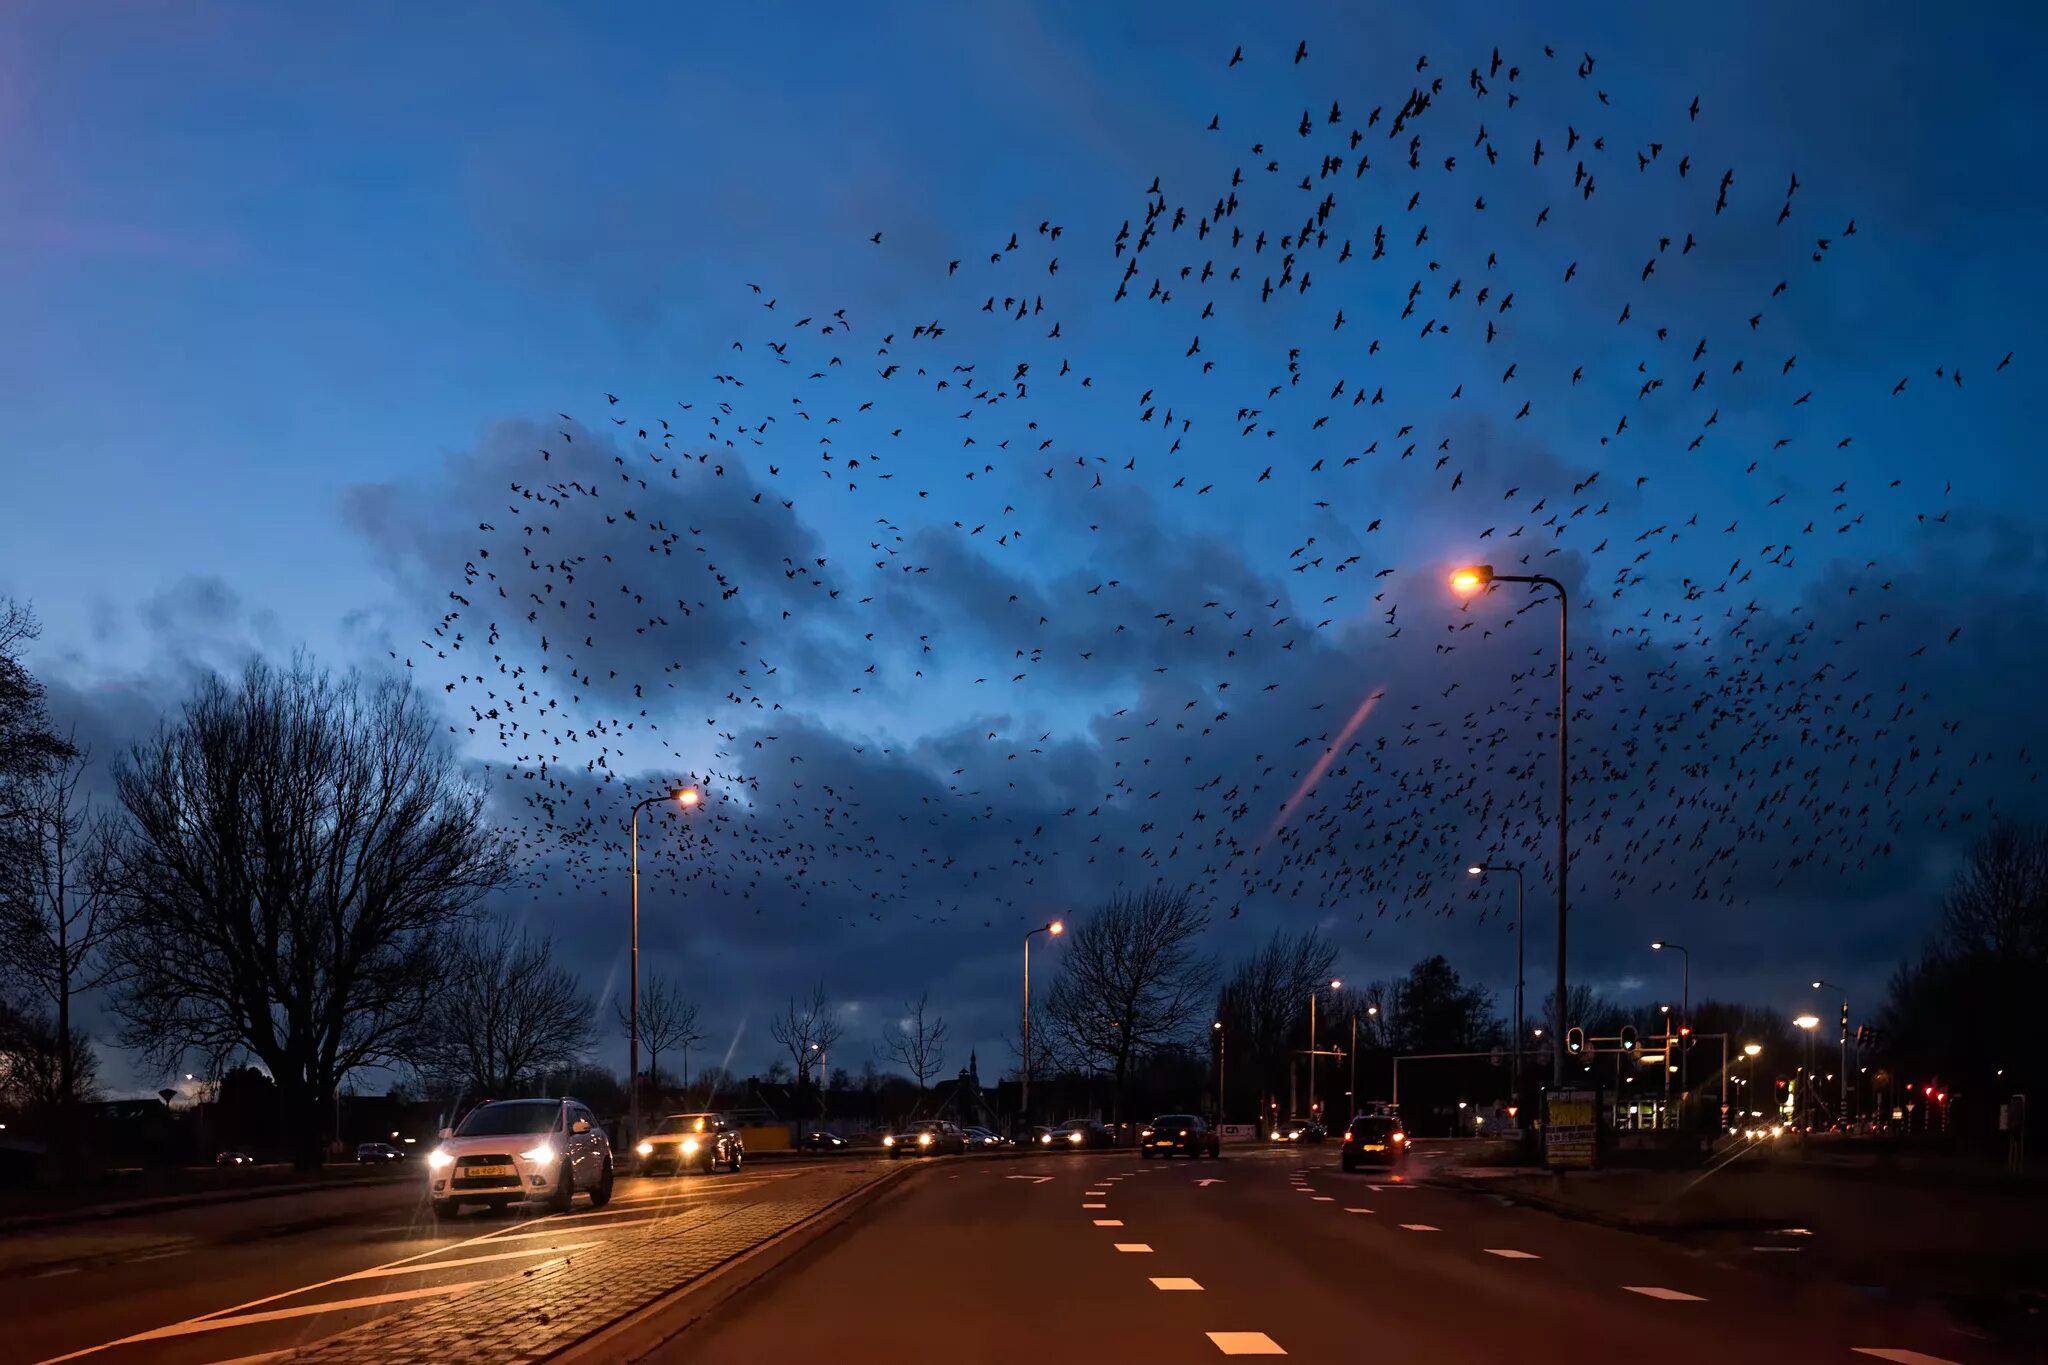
[1751,1246,1802,1253]
[1207,1331,1287,1355]
[1398,1223,1439,1232]
[1196,1177,1225,1186]
[1083,1202,1107,1209]
[1366,1184,1412,1191]
[1311,1196,1334,1202]
[1150,1277,1203,1290]
[1484,1249,1540,1259]
[33,1266,82,1278]
[1086,1190,1109,1196]
[1112,1243,1153,1253]
[1006,1175,1055,1184]
[1093,1219,1124,1226]
[127,1249,191,1263]
[1623,1286,1706,1301]
[53,1281,490,1349]
[470,1226,622,1243]
[334,1243,599,1282]
[1852,1351,1966,1365]
[1342,1207,1373,1214]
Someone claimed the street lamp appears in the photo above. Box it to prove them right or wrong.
[1452,562,1570,1086]
[1793,1015,1821,1129]
[1213,1020,1226,1123]
[1021,919,1064,1128]
[628,785,701,1147]
[1469,863,1527,1116]
[1310,979,1341,1122]
[1811,979,1850,1121]
[1650,941,1691,1109]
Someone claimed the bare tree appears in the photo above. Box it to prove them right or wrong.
[1042,887,1215,1115]
[1215,928,1338,1118]
[769,982,844,1096]
[616,973,701,1091]
[0,599,75,808]
[1938,821,2048,963]
[104,659,511,1168]
[0,751,120,1153]
[878,993,947,1097]
[425,921,594,1099]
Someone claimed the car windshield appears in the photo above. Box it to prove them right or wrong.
[1060,1120,1092,1129]
[456,1102,559,1137]
[657,1114,717,1134]
[1152,1115,1199,1127]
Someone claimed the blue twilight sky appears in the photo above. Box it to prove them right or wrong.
[3,0,2044,1096]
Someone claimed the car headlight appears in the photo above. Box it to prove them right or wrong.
[1068,1131,1083,1144]
[681,1138,700,1154]
[883,1135,896,1146]
[522,1143,556,1163]
[427,1149,454,1170]
[635,1142,654,1156]
[918,1133,933,1146]
[1039,1134,1051,1144]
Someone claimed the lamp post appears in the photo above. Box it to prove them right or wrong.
[1793,1015,1821,1129]
[1650,941,1691,1112]
[1811,980,1850,1122]
[1743,1043,1762,1129]
[1470,863,1526,1115]
[629,785,701,1148]
[1021,920,1064,1129]
[1309,979,1341,1123]
[1213,1020,1226,1124]
[1453,564,1569,1086]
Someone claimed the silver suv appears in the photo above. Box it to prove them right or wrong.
[427,1098,614,1218]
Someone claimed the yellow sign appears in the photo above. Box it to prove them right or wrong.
[1545,1089,1597,1168]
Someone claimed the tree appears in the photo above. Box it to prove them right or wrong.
[0,599,75,809]
[0,750,119,1142]
[769,982,844,1099]
[0,1001,101,1126]
[1041,887,1215,1115]
[425,921,594,1100]
[103,659,512,1169]
[1216,928,1339,1119]
[616,973,701,1091]
[1375,956,1500,1054]
[878,993,948,1098]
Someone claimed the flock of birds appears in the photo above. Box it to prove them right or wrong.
[398,38,2027,962]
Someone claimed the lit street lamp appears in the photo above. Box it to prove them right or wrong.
[1309,979,1341,1123]
[628,785,701,1147]
[1212,1020,1226,1123]
[1650,941,1691,1108]
[1811,979,1850,1121]
[1793,1015,1821,1129]
[1469,863,1526,1116]
[1021,920,1064,1128]
[1452,563,1570,1086]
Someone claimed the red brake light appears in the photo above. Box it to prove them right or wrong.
[1391,1132,1405,1144]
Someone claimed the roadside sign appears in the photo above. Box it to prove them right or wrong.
[1545,1089,1598,1169]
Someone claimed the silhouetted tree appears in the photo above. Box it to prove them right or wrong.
[616,973,700,1091]
[769,982,844,1105]
[878,993,947,1098]
[1215,928,1338,1121]
[103,659,511,1168]
[425,921,594,1100]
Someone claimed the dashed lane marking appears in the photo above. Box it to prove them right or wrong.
[1398,1223,1439,1232]
[1851,1351,1966,1365]
[1093,1220,1124,1227]
[1483,1249,1540,1259]
[1083,1203,1107,1209]
[1311,1196,1334,1202]
[1113,1243,1154,1253]
[1150,1277,1203,1291]
[1342,1207,1372,1214]
[1206,1331,1287,1355]
[1622,1286,1706,1302]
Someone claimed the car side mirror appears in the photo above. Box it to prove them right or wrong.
[439,1127,455,1139]
[571,1118,591,1135]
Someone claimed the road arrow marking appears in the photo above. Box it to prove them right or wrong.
[1196,1178,1225,1187]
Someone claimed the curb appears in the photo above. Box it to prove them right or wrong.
[548,1161,921,1364]
[0,1169,415,1235]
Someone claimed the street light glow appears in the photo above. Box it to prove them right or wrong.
[1794,1014,1820,1029]
[1048,919,1065,936]
[1329,979,1343,990]
[1744,1043,1763,1057]
[1450,564,1494,594]
[1649,940,1667,950]
[675,786,702,807]
[1467,865,1484,875]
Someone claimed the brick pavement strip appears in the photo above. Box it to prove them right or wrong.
[285,1164,893,1364]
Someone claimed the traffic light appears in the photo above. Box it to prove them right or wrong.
[1565,1026,1585,1055]
[1677,1024,1692,1050]
[1618,1025,1637,1053]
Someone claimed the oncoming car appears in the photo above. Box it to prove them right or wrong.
[884,1119,968,1157]
[634,1112,745,1174]
[427,1098,614,1218]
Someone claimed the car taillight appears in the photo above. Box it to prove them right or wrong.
[1392,1132,1406,1144]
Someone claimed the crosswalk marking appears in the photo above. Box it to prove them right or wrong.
[1207,1331,1287,1355]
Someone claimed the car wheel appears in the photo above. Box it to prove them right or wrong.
[728,1147,743,1172]
[589,1158,614,1208]
[430,1198,460,1219]
[548,1161,575,1213]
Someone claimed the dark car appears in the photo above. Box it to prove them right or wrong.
[800,1129,847,1150]
[885,1120,968,1157]
[215,1150,253,1167]
[1271,1117,1328,1144]
[634,1111,745,1174]
[355,1142,405,1163]
[1140,1113,1220,1159]
[1340,1114,1409,1172]
[1054,1118,1115,1150]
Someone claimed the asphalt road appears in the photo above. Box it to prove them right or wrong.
[668,1144,2010,1364]
[1,1156,871,1365]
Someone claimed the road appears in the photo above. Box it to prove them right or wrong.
[1,1157,871,1365]
[669,1144,2008,1364]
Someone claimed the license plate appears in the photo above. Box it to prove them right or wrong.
[1155,1140,1173,1146]
[1362,1144,1387,1152]
[463,1164,516,1177]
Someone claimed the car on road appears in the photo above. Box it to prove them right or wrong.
[884,1119,968,1157]
[428,1097,614,1218]
[635,1112,746,1174]
[1270,1117,1328,1143]
[1140,1114,1221,1159]
[963,1126,1006,1148]
[214,1150,253,1167]
[1339,1114,1408,1172]
[355,1142,405,1163]
[1054,1118,1116,1150]
[1029,1125,1064,1147]
[800,1129,848,1150]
